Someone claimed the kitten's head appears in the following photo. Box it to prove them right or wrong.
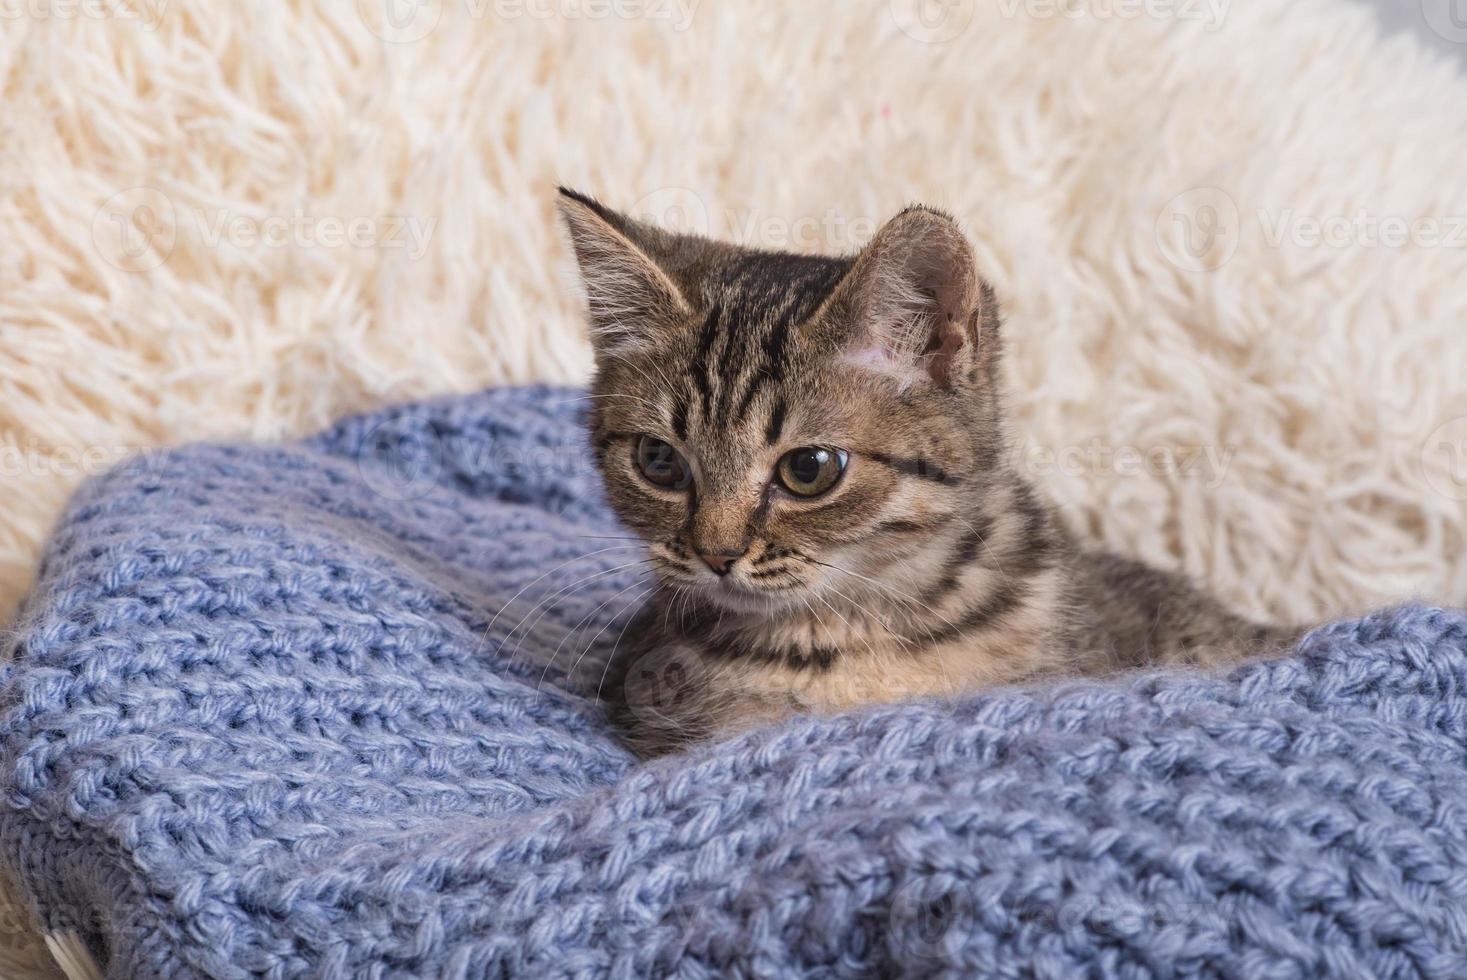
[559,188,1009,614]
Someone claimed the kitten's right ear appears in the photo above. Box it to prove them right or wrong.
[816,206,993,392]
[556,188,692,354]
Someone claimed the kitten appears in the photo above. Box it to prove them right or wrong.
[557,188,1298,757]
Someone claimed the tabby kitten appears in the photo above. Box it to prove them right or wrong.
[557,188,1296,757]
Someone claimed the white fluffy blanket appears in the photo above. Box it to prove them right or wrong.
[2,1,1466,974]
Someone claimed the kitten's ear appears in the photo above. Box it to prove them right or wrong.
[821,206,996,390]
[556,187,693,354]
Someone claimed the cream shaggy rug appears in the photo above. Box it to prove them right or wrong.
[2,0,1466,972]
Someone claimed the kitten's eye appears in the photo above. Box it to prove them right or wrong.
[634,435,692,490]
[777,447,848,497]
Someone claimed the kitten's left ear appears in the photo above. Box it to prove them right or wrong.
[819,206,997,390]
[556,187,693,355]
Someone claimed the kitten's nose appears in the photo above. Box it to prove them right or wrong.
[696,548,745,576]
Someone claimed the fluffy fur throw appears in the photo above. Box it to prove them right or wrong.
[2,387,1466,977]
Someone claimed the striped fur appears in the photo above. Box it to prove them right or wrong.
[559,189,1297,757]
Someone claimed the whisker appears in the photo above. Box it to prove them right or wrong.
[798,594,842,653]
[675,586,695,630]
[820,579,916,654]
[808,588,881,660]
[574,584,656,698]
[598,347,683,399]
[662,583,688,634]
[538,577,650,691]
[476,545,648,656]
[551,391,669,418]
[807,556,963,636]
[813,559,956,688]
[501,559,655,667]
[594,353,689,428]
[953,513,1009,580]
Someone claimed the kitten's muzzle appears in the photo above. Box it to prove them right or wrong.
[695,547,745,577]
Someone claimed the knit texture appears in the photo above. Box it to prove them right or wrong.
[3,386,1467,978]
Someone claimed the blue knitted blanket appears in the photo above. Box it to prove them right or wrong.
[3,386,1466,978]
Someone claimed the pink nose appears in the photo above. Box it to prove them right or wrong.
[697,550,743,576]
